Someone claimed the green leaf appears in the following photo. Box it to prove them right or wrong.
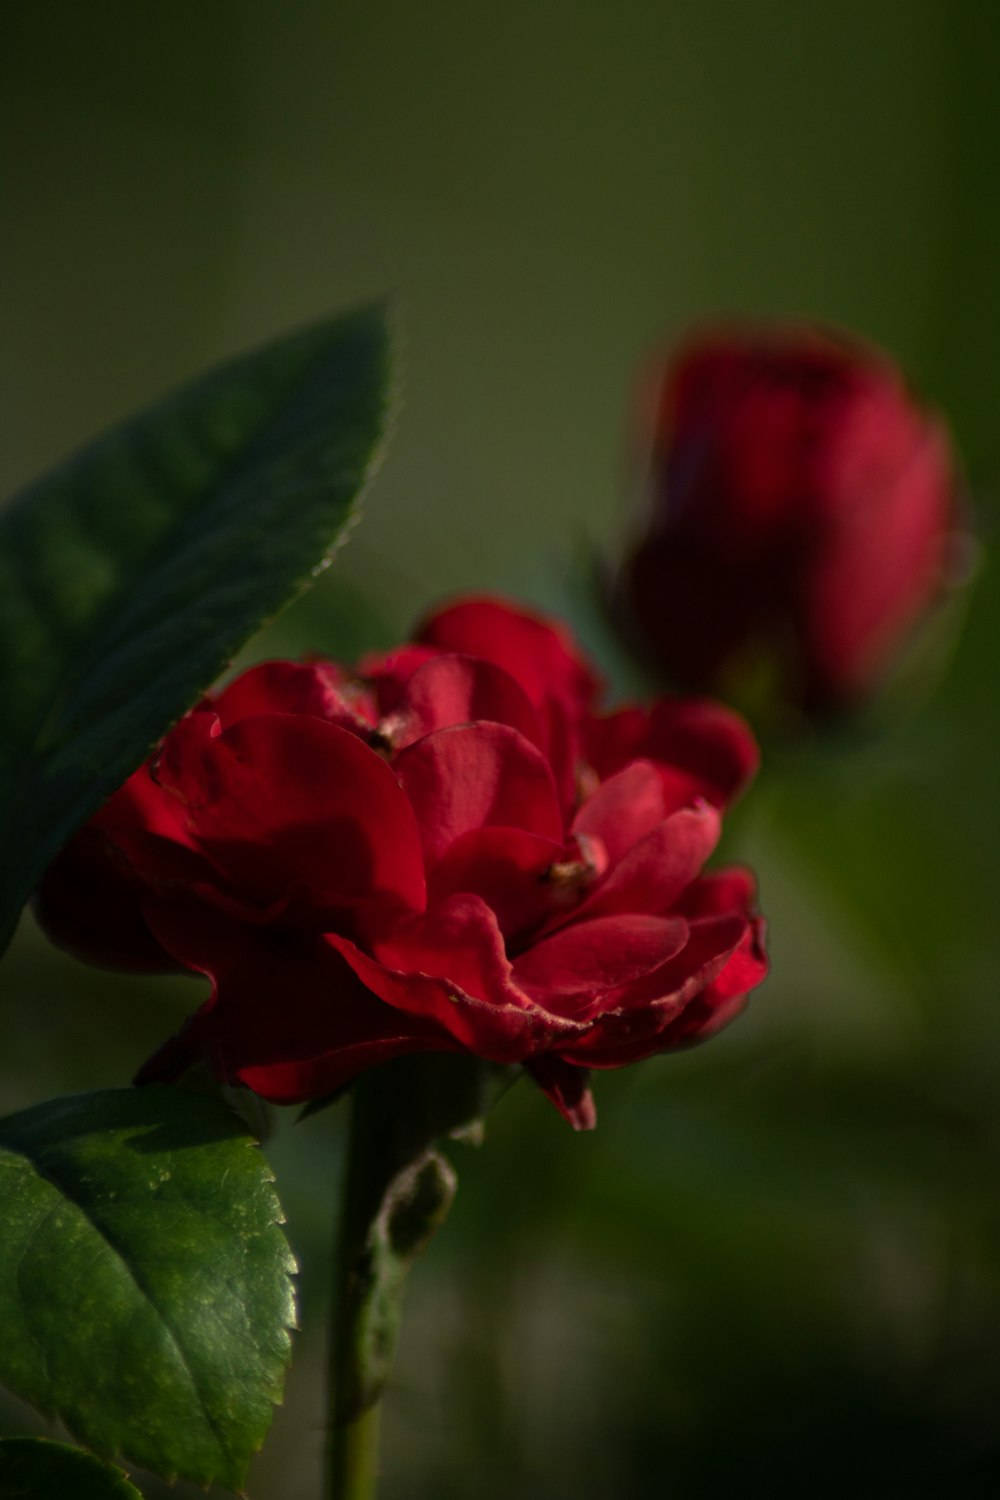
[0,1087,296,1492]
[0,303,394,953]
[0,1439,142,1499]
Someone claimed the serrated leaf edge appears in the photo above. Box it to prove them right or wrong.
[0,1107,299,1492]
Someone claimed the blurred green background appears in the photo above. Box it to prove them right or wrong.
[3,2,1000,1495]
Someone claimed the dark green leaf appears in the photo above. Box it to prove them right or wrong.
[0,1087,296,1491]
[0,303,394,952]
[0,1438,141,1499]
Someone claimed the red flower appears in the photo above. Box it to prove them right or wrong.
[36,597,766,1129]
[622,326,963,714]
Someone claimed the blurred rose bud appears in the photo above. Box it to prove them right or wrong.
[619,326,967,717]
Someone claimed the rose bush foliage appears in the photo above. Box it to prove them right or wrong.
[622,326,962,714]
[37,598,766,1128]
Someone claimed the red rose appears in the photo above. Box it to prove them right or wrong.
[36,597,766,1129]
[621,327,963,714]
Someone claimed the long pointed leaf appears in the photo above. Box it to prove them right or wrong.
[0,303,393,952]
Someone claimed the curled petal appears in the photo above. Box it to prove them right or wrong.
[34,828,181,973]
[576,801,721,921]
[646,698,760,803]
[416,595,600,717]
[512,913,689,1019]
[583,706,647,778]
[383,653,545,753]
[587,698,759,806]
[156,711,427,923]
[329,895,584,1062]
[359,644,440,714]
[95,760,198,846]
[556,913,750,1065]
[394,722,563,865]
[373,893,529,1008]
[413,597,593,817]
[526,1055,597,1130]
[572,760,670,864]
[136,899,448,1101]
[676,865,759,918]
[428,825,566,940]
[606,916,767,1061]
[212,659,377,734]
[685,914,768,1014]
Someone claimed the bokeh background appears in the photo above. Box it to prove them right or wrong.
[3,2,1000,1495]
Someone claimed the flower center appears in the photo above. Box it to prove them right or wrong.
[541,832,608,909]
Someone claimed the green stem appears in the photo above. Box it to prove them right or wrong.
[325,1058,479,1500]
[326,1083,385,1500]
[327,1398,380,1500]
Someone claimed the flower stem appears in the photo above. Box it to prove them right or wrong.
[327,1399,380,1500]
[326,1081,385,1500]
[325,1058,477,1500]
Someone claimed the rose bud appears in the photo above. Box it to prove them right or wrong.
[619,326,965,717]
[35,596,767,1130]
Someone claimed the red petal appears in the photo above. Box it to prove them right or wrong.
[383,654,545,753]
[670,871,767,1033]
[34,828,181,973]
[540,693,584,820]
[572,760,670,864]
[416,596,600,717]
[644,698,760,804]
[373,893,527,1006]
[136,900,448,1102]
[359,644,440,714]
[428,825,565,939]
[213,659,377,735]
[234,1033,451,1103]
[801,412,953,707]
[81,760,220,918]
[587,698,759,806]
[525,1055,597,1130]
[584,706,647,776]
[95,760,197,847]
[512,913,689,1017]
[394,722,563,865]
[576,801,721,921]
[699,916,768,1004]
[628,913,767,1055]
[330,895,584,1062]
[639,925,767,1054]
[155,711,427,922]
[676,865,758,918]
[556,913,749,1064]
